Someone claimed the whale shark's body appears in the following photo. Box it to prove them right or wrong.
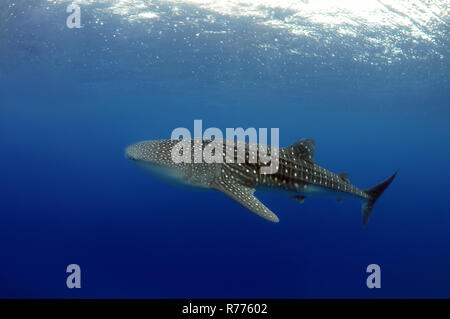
[125,138,397,226]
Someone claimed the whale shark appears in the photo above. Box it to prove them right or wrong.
[125,138,397,226]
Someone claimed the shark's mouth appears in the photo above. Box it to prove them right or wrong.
[125,145,141,161]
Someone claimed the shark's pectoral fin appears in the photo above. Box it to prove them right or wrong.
[211,178,279,223]
[291,195,306,204]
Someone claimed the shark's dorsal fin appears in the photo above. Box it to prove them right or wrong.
[291,195,306,204]
[338,173,350,183]
[286,138,315,163]
[211,178,279,223]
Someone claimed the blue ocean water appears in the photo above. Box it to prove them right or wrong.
[0,1,449,298]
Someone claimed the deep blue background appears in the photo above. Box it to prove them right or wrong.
[0,1,449,298]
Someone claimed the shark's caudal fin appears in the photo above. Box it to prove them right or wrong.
[362,171,398,226]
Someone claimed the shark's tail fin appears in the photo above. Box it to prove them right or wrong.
[362,171,398,226]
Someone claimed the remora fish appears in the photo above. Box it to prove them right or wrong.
[125,138,397,226]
